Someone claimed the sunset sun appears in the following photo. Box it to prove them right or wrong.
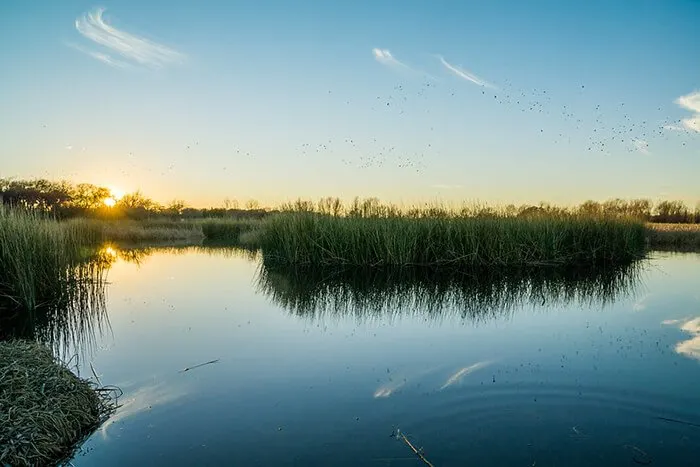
[103,187,125,207]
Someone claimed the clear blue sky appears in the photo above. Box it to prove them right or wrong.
[1,0,698,207]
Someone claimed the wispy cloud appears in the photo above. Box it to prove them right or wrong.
[68,42,131,68]
[437,55,494,89]
[74,7,185,68]
[372,48,411,70]
[674,90,700,133]
[632,139,650,155]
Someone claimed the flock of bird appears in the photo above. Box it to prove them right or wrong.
[44,75,695,182]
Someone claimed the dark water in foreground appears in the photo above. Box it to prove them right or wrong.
[59,248,699,466]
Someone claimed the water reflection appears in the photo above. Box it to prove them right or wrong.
[100,381,188,439]
[0,257,110,359]
[671,317,700,361]
[100,243,259,265]
[257,263,644,322]
[440,361,492,390]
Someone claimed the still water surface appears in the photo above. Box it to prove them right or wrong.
[67,248,700,466]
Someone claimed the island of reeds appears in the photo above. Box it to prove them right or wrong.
[0,340,116,466]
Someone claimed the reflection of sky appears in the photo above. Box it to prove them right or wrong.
[673,318,700,361]
[73,250,700,466]
[440,361,491,390]
[100,381,188,438]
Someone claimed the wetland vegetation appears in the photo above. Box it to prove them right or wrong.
[1,182,699,466]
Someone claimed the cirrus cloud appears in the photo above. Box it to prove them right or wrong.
[73,7,185,68]
[437,55,495,89]
[372,48,410,69]
[675,90,700,133]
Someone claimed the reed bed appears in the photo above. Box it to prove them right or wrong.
[67,218,204,243]
[0,208,98,311]
[647,223,700,250]
[200,218,261,242]
[0,340,117,467]
[257,212,647,268]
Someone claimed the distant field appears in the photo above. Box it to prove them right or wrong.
[647,223,700,249]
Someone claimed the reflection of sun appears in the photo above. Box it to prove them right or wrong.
[103,246,118,258]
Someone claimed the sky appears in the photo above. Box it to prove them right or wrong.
[0,0,699,207]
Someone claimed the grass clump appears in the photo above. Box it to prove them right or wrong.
[0,340,116,466]
[257,212,646,268]
[0,208,98,311]
[201,219,262,242]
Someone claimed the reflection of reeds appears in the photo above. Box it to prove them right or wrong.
[1,257,111,360]
[257,262,643,321]
[96,243,260,265]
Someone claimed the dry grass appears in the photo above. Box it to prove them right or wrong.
[647,223,700,250]
[0,340,117,466]
[67,218,204,243]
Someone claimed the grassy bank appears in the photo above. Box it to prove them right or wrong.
[67,218,204,243]
[647,223,700,250]
[0,340,116,466]
[0,208,100,310]
[256,213,646,268]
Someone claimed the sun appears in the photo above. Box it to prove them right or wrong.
[103,187,125,207]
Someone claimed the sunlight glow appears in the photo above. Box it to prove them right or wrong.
[103,197,117,207]
[109,187,125,200]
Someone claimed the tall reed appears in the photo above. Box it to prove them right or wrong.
[0,208,97,311]
[257,212,646,268]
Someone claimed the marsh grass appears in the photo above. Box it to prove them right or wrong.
[257,262,642,321]
[68,218,204,243]
[0,340,117,467]
[201,218,261,242]
[647,223,700,250]
[257,212,646,268]
[0,208,100,311]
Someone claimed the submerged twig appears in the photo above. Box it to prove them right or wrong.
[179,359,220,373]
[392,429,435,467]
[624,444,652,465]
[655,416,700,428]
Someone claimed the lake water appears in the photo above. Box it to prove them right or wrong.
[61,247,700,466]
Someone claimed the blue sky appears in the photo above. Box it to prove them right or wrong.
[1,0,698,207]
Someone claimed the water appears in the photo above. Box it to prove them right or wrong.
[55,248,700,466]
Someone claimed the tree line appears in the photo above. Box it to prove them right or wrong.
[0,178,267,220]
[1,178,698,223]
